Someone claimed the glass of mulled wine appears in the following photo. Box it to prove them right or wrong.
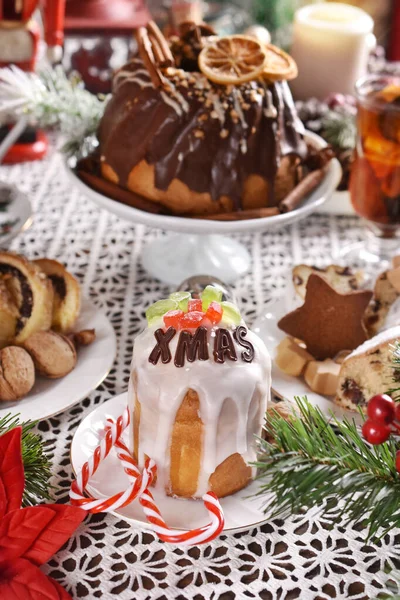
[341,75,400,270]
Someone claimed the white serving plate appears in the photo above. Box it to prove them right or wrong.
[71,392,271,534]
[0,298,116,422]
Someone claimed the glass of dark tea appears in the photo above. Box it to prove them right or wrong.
[341,75,400,270]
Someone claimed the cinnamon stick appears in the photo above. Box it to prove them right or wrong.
[193,207,280,221]
[279,168,325,214]
[77,170,168,215]
[147,20,174,66]
[135,27,164,88]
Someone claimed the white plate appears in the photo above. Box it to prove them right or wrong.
[0,183,32,246]
[71,392,270,534]
[0,298,116,422]
[64,131,342,235]
[252,297,363,426]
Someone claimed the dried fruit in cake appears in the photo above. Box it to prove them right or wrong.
[0,252,53,344]
[0,346,35,402]
[335,325,400,412]
[22,331,77,379]
[262,44,298,82]
[34,258,81,334]
[278,274,372,360]
[363,270,400,337]
[198,35,267,85]
[292,264,365,300]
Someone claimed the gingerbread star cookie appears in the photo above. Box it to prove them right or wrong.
[278,274,373,360]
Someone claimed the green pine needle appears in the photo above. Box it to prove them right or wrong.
[321,110,357,150]
[255,397,400,540]
[0,413,53,506]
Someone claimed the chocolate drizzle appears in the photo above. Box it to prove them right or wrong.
[148,327,176,364]
[213,328,237,364]
[0,264,33,334]
[174,326,209,367]
[99,56,307,210]
[233,326,255,363]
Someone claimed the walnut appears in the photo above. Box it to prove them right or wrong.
[0,346,35,402]
[73,329,96,347]
[22,331,77,379]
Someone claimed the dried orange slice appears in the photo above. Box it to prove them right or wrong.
[262,44,298,82]
[198,35,267,85]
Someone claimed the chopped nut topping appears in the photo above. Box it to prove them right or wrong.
[220,129,229,139]
[194,129,205,138]
[198,113,208,122]
[251,126,256,134]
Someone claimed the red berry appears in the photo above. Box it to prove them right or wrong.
[396,450,400,473]
[395,403,400,423]
[367,394,395,425]
[362,419,391,445]
[180,311,205,329]
[163,310,184,329]
[188,299,203,312]
[206,301,222,324]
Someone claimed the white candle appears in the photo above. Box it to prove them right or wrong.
[290,2,375,100]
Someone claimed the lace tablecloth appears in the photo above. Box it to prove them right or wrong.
[2,147,400,600]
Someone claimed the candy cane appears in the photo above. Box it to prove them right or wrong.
[70,408,157,513]
[70,408,225,545]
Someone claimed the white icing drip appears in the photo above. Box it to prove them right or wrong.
[240,139,248,154]
[113,69,152,91]
[208,92,225,125]
[129,324,271,497]
[165,80,190,114]
[232,88,248,130]
[263,83,278,119]
[160,91,184,116]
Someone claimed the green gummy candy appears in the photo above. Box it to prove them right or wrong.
[169,291,191,311]
[146,299,178,325]
[221,301,241,326]
[201,285,223,311]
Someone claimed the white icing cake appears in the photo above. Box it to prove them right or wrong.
[129,321,271,498]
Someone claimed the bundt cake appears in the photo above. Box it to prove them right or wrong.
[97,21,308,217]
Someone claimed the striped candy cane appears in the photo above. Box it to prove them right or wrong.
[70,408,225,545]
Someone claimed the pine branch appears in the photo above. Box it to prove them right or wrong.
[255,397,400,540]
[0,413,53,506]
[0,65,108,158]
[321,110,357,150]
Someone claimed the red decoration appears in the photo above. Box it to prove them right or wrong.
[0,427,86,600]
[163,309,184,329]
[362,419,391,445]
[367,394,396,426]
[188,299,202,312]
[206,302,223,324]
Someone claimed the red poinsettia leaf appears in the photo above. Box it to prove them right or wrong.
[0,427,24,518]
[23,504,86,566]
[0,506,55,563]
[0,476,7,520]
[0,558,71,600]
[49,577,73,600]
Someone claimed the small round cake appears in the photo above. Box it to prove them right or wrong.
[98,22,307,216]
[129,286,271,499]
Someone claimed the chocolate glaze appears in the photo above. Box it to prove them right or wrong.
[213,328,237,364]
[233,326,254,363]
[149,327,176,364]
[174,326,209,367]
[48,274,67,301]
[99,57,307,209]
[0,264,33,334]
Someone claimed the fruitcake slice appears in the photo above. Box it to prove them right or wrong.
[335,325,400,412]
[364,271,400,337]
[292,264,364,300]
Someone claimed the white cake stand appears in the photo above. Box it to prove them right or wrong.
[65,131,341,285]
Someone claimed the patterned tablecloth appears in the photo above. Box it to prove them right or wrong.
[2,146,400,600]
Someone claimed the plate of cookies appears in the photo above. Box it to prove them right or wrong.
[0,251,116,421]
[253,259,400,424]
